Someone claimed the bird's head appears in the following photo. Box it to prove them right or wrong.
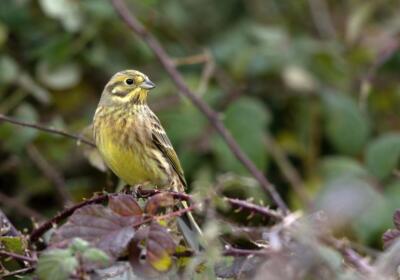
[100,69,156,106]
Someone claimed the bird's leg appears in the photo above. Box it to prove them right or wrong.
[121,184,132,194]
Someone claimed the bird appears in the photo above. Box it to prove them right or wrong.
[92,69,201,241]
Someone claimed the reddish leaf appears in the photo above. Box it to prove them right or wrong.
[383,229,400,249]
[51,204,142,258]
[109,194,143,217]
[145,193,175,215]
[129,222,176,278]
[394,209,400,230]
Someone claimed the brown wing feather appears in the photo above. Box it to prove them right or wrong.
[150,113,187,189]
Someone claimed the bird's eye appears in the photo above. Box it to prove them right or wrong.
[125,78,134,85]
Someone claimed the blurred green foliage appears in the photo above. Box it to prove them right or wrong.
[1,0,400,252]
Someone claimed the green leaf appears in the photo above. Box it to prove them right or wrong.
[0,103,39,152]
[39,0,83,32]
[0,55,18,83]
[211,97,270,174]
[365,133,400,180]
[18,72,51,104]
[0,236,27,254]
[36,61,82,90]
[322,91,369,155]
[82,248,110,265]
[70,237,90,252]
[37,249,78,280]
[320,156,367,181]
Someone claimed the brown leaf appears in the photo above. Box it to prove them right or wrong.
[129,222,176,278]
[51,204,142,258]
[145,193,175,215]
[383,229,400,249]
[109,194,143,217]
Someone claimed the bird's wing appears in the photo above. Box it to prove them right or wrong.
[150,113,187,188]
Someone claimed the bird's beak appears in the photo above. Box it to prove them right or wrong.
[140,78,156,90]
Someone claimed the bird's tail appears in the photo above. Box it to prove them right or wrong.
[177,200,203,252]
[181,200,202,235]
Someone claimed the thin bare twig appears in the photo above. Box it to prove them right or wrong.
[264,134,313,208]
[1,267,34,278]
[174,247,269,258]
[324,237,374,275]
[135,189,282,220]
[307,0,337,40]
[0,114,95,147]
[29,194,109,242]
[223,246,269,257]
[196,49,215,96]
[0,192,45,221]
[224,197,282,220]
[110,0,288,214]
[26,144,73,204]
[0,251,36,263]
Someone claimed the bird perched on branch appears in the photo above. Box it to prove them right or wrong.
[93,69,201,243]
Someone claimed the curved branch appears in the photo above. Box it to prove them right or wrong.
[0,250,36,263]
[110,0,288,214]
[29,194,109,242]
[135,189,282,220]
[0,114,95,147]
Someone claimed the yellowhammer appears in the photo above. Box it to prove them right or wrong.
[93,69,201,237]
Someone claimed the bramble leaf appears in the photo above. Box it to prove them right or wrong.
[109,194,143,217]
[129,222,176,277]
[51,201,141,258]
[366,133,400,180]
[37,248,78,280]
[144,193,175,215]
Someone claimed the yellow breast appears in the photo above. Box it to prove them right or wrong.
[93,107,169,186]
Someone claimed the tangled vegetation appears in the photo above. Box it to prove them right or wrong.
[2,0,400,279]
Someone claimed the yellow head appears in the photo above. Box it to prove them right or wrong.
[99,69,156,107]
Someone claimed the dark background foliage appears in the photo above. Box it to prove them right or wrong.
[1,0,400,278]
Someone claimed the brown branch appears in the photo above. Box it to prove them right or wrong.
[307,0,337,40]
[174,247,268,258]
[0,114,95,147]
[324,237,374,275]
[131,203,197,229]
[135,189,282,220]
[264,134,313,208]
[224,197,282,220]
[110,0,288,214]
[29,193,109,242]
[1,267,34,278]
[223,246,269,257]
[27,144,72,205]
[0,251,36,263]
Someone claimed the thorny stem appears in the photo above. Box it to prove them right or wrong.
[324,237,374,276]
[29,189,281,243]
[110,0,289,215]
[0,267,34,278]
[136,189,283,220]
[29,194,109,242]
[0,250,37,263]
